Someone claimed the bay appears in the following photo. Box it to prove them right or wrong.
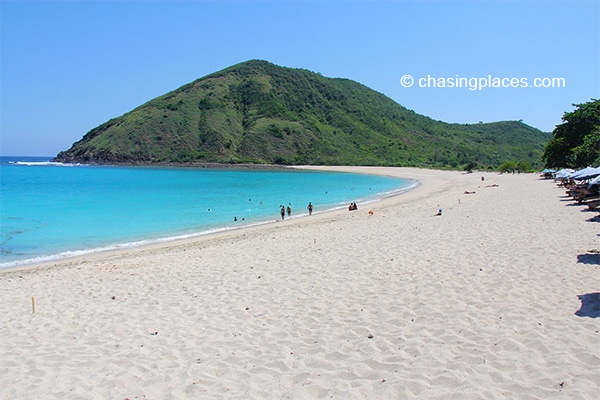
[0,156,416,267]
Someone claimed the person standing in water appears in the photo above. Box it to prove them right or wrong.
[307,202,313,215]
[280,205,286,220]
[287,204,292,217]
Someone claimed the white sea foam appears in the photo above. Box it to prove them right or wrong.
[12,161,85,167]
[0,183,420,271]
[0,216,287,269]
[1,162,417,269]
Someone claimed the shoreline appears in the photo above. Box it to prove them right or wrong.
[1,166,598,399]
[0,166,419,272]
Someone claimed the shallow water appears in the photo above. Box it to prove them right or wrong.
[0,157,415,267]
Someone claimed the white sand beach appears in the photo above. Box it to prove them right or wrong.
[1,167,598,399]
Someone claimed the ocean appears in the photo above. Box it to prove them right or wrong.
[0,156,416,268]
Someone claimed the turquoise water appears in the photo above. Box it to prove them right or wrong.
[0,156,416,267]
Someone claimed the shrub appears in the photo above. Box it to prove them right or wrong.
[498,161,518,173]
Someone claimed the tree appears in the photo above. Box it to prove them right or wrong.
[498,161,518,173]
[517,160,531,173]
[571,126,600,166]
[463,161,477,172]
[542,99,600,168]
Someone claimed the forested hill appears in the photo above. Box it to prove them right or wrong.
[54,60,550,168]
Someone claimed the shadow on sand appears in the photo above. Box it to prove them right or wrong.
[575,293,600,318]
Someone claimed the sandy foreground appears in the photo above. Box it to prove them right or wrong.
[0,167,598,400]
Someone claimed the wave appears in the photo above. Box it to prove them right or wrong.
[344,179,420,205]
[0,168,419,270]
[379,179,420,198]
[0,183,417,270]
[10,161,85,167]
[0,216,296,270]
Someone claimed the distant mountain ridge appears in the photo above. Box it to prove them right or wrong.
[54,60,550,168]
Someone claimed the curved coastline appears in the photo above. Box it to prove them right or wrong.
[1,166,599,399]
[0,166,419,271]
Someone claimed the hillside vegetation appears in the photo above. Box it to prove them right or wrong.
[55,60,550,168]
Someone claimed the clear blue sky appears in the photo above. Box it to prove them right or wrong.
[1,0,599,156]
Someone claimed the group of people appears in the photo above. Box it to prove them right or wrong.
[281,201,313,221]
[280,200,361,218]
[235,202,315,223]
[280,202,315,220]
[280,205,291,220]
[236,199,366,222]
[279,200,362,218]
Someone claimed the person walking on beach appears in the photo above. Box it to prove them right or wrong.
[307,202,313,215]
[280,205,286,220]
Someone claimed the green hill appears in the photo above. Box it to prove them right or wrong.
[54,60,550,168]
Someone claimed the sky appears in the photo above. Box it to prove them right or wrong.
[1,0,599,156]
